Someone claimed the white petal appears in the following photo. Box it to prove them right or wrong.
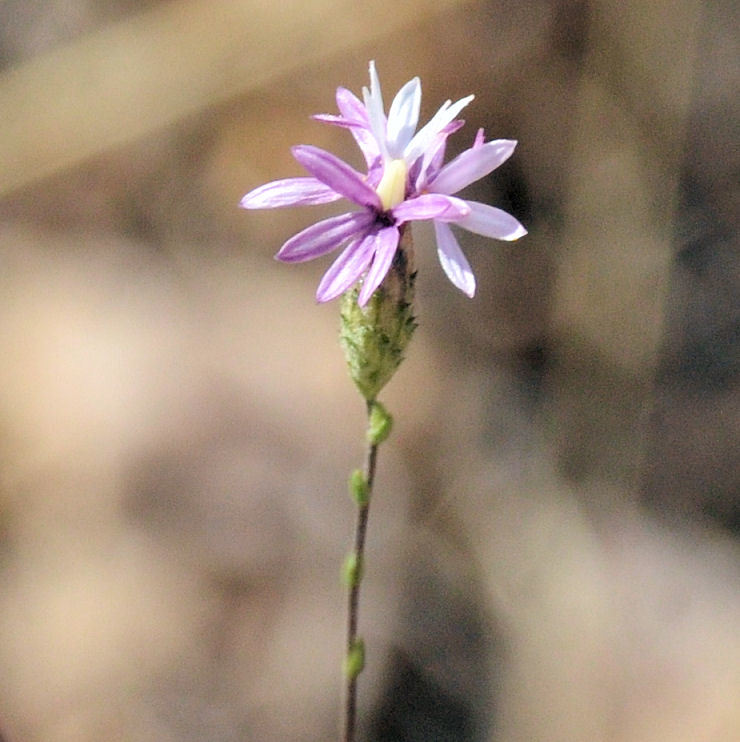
[368,60,384,112]
[363,61,388,159]
[403,94,474,164]
[434,221,475,297]
[456,200,527,241]
[386,77,421,158]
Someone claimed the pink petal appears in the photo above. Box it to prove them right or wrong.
[312,113,359,128]
[335,87,371,125]
[292,145,381,209]
[312,114,380,164]
[276,211,373,263]
[392,194,470,223]
[240,177,343,209]
[358,226,400,306]
[315,233,376,302]
[429,139,517,194]
[414,119,465,189]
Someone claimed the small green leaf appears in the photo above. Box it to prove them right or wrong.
[341,552,363,587]
[349,469,369,506]
[367,401,393,445]
[343,639,365,679]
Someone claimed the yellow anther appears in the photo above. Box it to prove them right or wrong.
[375,159,408,210]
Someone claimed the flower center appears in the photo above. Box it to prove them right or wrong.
[375,158,408,210]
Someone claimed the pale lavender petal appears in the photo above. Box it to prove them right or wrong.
[434,221,475,297]
[310,89,368,127]
[392,194,470,223]
[292,145,381,209]
[403,94,474,164]
[240,177,342,209]
[358,226,399,306]
[472,127,485,148]
[315,233,376,302]
[429,139,517,194]
[335,87,371,125]
[315,87,380,166]
[276,211,374,263]
[311,113,358,128]
[456,200,528,241]
[386,77,421,158]
[313,114,380,166]
[429,119,465,166]
[353,129,382,167]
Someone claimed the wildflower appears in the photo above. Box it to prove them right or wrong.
[240,62,526,305]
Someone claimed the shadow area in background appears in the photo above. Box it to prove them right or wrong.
[641,0,739,535]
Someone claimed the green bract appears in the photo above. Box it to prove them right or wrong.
[339,230,417,401]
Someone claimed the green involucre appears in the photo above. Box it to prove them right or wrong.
[339,234,417,401]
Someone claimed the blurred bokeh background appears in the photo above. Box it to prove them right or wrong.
[0,1,737,740]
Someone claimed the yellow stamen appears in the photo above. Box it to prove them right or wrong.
[375,158,408,210]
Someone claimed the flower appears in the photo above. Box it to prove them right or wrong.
[240,61,526,305]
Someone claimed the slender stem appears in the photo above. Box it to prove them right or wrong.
[343,402,379,742]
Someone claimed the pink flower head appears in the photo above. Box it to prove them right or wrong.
[240,61,526,306]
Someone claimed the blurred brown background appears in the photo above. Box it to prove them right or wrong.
[0,1,737,741]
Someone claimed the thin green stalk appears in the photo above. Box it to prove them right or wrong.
[342,400,391,742]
